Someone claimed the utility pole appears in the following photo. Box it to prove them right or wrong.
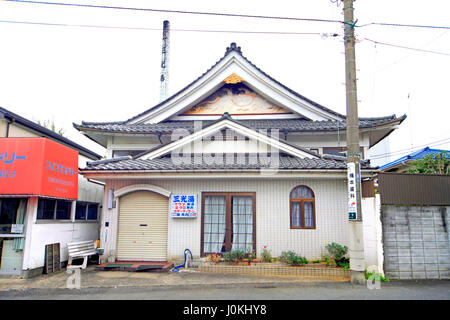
[343,0,366,284]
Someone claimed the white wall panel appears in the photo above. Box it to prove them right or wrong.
[25,222,99,270]
[101,178,358,262]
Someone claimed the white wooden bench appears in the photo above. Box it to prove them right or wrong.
[67,240,97,269]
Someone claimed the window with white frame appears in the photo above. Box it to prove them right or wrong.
[75,202,99,221]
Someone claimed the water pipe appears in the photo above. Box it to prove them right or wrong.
[172,249,193,272]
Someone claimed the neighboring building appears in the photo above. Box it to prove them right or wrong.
[74,43,405,264]
[0,106,103,277]
[379,147,450,173]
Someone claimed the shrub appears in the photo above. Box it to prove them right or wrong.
[206,253,221,263]
[336,259,349,269]
[365,270,390,282]
[280,250,308,266]
[325,242,348,262]
[246,249,256,260]
[280,251,296,265]
[320,255,335,266]
[223,250,246,263]
[261,248,272,263]
[233,249,246,261]
[222,251,234,262]
[295,256,308,265]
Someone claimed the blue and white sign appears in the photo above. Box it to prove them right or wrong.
[170,194,198,218]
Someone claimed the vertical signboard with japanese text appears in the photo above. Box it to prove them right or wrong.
[0,138,78,199]
[347,162,358,220]
[170,194,198,218]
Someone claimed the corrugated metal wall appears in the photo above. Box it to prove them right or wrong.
[362,179,375,198]
[117,191,168,261]
[378,173,450,206]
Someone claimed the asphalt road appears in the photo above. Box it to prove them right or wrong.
[1,280,449,300]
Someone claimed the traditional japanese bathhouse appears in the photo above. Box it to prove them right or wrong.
[75,43,405,265]
[0,107,103,277]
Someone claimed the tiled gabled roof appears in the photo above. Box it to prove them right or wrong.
[83,153,373,171]
[121,43,346,124]
[75,115,405,135]
[75,42,350,131]
[74,42,406,138]
[130,112,324,160]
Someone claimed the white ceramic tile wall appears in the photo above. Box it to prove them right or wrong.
[101,178,351,261]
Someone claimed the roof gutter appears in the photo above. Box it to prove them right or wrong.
[87,178,106,186]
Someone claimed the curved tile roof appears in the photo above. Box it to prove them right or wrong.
[121,42,346,124]
[83,153,375,171]
[74,43,405,137]
[83,154,348,171]
[75,115,405,134]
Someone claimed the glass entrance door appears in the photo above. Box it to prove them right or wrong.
[202,195,227,254]
[231,196,254,252]
[0,198,27,275]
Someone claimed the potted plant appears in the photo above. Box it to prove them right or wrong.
[222,250,245,265]
[245,249,256,265]
[280,250,308,266]
[261,246,272,263]
[325,242,348,268]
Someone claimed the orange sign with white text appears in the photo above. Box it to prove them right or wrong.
[0,138,78,199]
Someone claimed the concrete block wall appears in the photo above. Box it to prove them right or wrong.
[381,205,450,279]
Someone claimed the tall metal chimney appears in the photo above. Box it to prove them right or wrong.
[160,20,170,102]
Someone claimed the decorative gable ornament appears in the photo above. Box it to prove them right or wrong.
[223,73,244,84]
[181,83,291,116]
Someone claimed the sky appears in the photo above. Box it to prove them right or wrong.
[0,0,449,162]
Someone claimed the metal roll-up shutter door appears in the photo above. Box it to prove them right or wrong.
[117,191,169,261]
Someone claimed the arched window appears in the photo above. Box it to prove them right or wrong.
[290,185,315,229]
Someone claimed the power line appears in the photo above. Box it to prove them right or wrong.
[369,30,450,74]
[6,0,450,31]
[363,38,450,57]
[0,19,341,37]
[358,22,450,30]
[370,140,450,160]
[369,137,450,160]
[2,19,448,58]
[4,0,344,24]
[370,137,450,159]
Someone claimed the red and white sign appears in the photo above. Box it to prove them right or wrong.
[0,138,79,199]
